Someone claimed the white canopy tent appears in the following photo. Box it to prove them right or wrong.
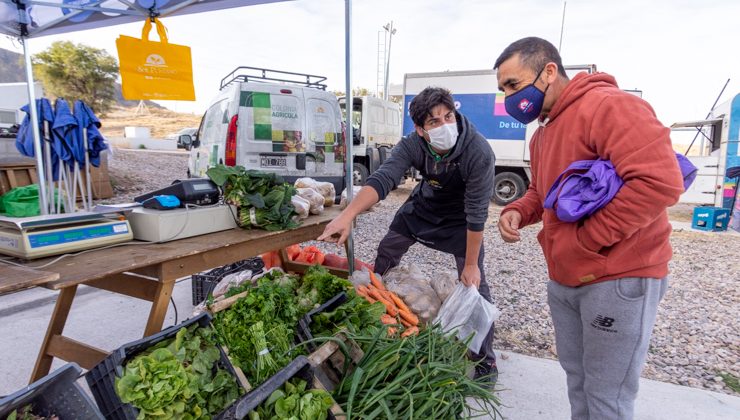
[0,0,357,267]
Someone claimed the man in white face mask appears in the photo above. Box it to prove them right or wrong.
[319,87,498,384]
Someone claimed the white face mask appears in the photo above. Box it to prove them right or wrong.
[425,122,458,151]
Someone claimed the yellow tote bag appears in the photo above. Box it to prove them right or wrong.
[116,18,196,101]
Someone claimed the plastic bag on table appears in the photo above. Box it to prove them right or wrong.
[295,177,335,207]
[431,270,458,302]
[296,187,325,214]
[340,186,363,209]
[291,195,310,219]
[434,283,501,353]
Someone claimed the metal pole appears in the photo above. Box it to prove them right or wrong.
[383,21,394,101]
[22,37,49,215]
[83,129,93,209]
[558,2,567,52]
[344,0,355,274]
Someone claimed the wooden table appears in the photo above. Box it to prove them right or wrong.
[0,265,59,295]
[24,207,343,382]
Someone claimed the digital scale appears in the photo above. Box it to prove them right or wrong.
[0,212,133,259]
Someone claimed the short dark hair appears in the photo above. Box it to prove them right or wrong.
[409,87,456,127]
[494,37,567,78]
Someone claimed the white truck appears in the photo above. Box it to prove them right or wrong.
[339,96,402,185]
[672,92,740,209]
[403,65,596,205]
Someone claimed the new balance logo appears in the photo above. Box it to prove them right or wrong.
[591,315,617,333]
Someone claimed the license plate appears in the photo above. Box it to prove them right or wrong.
[260,155,287,167]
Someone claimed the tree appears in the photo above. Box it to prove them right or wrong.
[333,87,373,98]
[32,41,118,115]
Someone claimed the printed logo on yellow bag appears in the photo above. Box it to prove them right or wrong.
[116,18,195,101]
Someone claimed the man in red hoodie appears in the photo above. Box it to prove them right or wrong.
[494,37,684,419]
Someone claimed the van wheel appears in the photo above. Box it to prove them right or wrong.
[353,163,369,186]
[493,172,526,206]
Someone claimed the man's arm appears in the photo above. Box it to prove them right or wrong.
[578,94,684,251]
[460,229,484,288]
[318,138,415,244]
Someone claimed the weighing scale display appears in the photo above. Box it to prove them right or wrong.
[29,222,130,248]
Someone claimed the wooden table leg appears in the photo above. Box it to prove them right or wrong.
[143,279,176,337]
[30,285,77,383]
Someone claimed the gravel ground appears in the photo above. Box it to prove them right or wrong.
[107,148,740,396]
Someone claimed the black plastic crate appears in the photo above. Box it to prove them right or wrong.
[216,355,338,420]
[85,313,244,420]
[0,363,103,420]
[191,257,265,305]
[296,292,349,352]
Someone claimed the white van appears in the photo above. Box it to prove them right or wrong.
[186,67,347,196]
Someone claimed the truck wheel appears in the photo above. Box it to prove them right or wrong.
[379,146,390,164]
[353,162,369,186]
[493,172,526,206]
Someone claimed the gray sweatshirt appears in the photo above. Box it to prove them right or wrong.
[366,113,495,231]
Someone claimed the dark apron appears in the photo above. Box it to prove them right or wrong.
[390,157,468,256]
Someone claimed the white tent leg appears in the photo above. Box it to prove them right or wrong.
[22,37,49,215]
[344,0,355,273]
[83,130,93,209]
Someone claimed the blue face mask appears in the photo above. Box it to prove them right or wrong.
[504,67,549,124]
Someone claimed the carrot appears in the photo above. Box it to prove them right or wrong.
[367,288,398,316]
[398,309,419,326]
[387,327,398,337]
[381,314,396,325]
[388,292,411,314]
[401,326,419,337]
[355,285,369,297]
[369,271,386,291]
[399,318,413,328]
[364,295,377,304]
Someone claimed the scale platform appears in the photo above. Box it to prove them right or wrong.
[0,212,133,259]
[127,204,238,242]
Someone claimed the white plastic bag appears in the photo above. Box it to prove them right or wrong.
[340,186,363,209]
[434,283,501,353]
[349,268,372,288]
[295,177,335,207]
[291,195,310,219]
[296,188,325,214]
[384,264,441,324]
[211,269,254,299]
[431,270,458,303]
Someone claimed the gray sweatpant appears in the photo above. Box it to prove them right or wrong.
[374,229,497,365]
[547,277,668,420]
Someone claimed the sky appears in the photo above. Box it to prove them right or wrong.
[2,0,739,141]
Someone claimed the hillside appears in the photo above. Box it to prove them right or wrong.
[99,105,201,138]
[0,48,25,83]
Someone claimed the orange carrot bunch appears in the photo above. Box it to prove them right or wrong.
[354,272,419,337]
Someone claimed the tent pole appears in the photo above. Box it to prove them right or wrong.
[83,129,93,209]
[22,37,49,215]
[344,0,355,273]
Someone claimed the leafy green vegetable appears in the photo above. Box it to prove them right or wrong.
[213,278,304,386]
[311,294,385,338]
[297,265,353,309]
[115,323,242,419]
[6,406,52,420]
[206,165,300,231]
[248,379,334,420]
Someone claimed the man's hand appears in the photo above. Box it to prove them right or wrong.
[460,264,481,288]
[498,210,522,243]
[317,215,353,245]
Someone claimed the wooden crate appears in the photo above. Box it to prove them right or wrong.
[0,161,38,195]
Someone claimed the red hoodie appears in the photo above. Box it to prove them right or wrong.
[502,72,684,287]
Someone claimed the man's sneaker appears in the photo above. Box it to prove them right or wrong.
[473,360,499,387]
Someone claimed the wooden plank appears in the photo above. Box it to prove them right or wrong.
[47,335,108,370]
[39,207,341,290]
[0,264,59,295]
[283,259,349,278]
[85,273,159,302]
[31,286,77,382]
[208,290,249,314]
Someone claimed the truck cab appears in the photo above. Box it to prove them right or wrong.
[339,96,402,185]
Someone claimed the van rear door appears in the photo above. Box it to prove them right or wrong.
[237,85,306,177]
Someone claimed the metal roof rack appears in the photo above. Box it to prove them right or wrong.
[219,66,328,90]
